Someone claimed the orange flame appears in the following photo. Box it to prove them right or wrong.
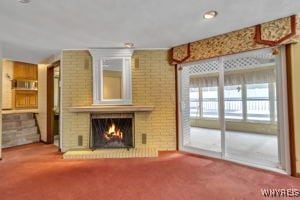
[104,123,123,141]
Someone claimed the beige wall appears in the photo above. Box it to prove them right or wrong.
[191,119,277,135]
[290,43,300,173]
[61,50,176,152]
[2,60,13,109]
[36,64,48,142]
[0,48,3,159]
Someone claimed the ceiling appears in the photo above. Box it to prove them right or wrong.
[0,0,299,63]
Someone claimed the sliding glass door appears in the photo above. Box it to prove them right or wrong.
[178,47,290,173]
[180,58,222,156]
[223,50,280,168]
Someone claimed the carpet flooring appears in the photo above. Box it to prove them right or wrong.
[0,143,299,200]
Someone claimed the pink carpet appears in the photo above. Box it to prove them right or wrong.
[0,143,299,200]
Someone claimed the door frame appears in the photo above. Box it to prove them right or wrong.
[177,47,291,174]
[46,61,60,144]
[177,56,223,159]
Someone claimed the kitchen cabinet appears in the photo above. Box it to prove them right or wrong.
[14,62,38,80]
[13,90,38,109]
[12,61,38,109]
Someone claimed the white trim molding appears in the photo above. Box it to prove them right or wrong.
[89,48,133,105]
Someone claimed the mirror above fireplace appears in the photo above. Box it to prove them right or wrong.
[89,48,133,105]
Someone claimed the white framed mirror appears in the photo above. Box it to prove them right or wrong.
[90,49,133,105]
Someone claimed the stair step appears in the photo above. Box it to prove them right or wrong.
[3,113,34,122]
[2,134,40,148]
[21,119,36,129]
[2,112,39,148]
[3,119,36,131]
[3,127,38,137]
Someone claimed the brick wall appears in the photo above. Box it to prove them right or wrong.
[132,51,176,150]
[61,50,176,152]
[61,51,92,151]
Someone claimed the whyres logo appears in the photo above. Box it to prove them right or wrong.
[261,188,300,198]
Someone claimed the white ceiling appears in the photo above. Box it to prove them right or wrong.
[0,0,299,63]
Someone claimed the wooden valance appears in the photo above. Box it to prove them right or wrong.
[170,15,300,65]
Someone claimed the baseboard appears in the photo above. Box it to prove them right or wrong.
[40,140,48,144]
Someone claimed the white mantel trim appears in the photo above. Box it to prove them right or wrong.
[89,48,134,58]
[89,48,134,105]
[69,105,154,113]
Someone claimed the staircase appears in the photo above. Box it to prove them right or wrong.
[2,113,40,148]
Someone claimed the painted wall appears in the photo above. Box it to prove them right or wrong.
[36,64,47,142]
[2,60,13,109]
[61,50,176,152]
[0,47,3,159]
[290,43,300,173]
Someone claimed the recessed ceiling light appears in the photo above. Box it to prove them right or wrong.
[203,10,218,19]
[18,0,31,4]
[124,43,134,48]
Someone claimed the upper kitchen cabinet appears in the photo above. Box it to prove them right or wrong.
[13,62,38,80]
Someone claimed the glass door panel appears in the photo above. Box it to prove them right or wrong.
[223,49,280,168]
[180,59,222,154]
[179,47,288,173]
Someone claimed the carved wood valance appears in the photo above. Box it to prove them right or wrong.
[170,15,299,65]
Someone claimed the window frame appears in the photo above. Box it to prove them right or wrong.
[189,82,277,123]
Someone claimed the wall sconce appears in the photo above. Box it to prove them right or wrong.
[84,58,90,70]
[6,73,12,80]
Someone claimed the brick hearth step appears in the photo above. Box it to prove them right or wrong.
[63,148,158,159]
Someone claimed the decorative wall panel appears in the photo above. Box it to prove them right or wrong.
[170,15,299,65]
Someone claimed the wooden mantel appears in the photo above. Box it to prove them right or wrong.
[69,105,154,113]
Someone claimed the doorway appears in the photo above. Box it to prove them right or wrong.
[47,61,60,148]
[178,47,290,173]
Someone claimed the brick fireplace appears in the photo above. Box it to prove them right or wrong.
[61,50,176,153]
[91,113,134,149]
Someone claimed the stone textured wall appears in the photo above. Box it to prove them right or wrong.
[61,50,176,152]
[2,113,39,148]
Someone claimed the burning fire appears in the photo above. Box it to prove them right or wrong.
[104,123,123,141]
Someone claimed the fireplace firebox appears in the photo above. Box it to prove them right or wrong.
[91,114,134,149]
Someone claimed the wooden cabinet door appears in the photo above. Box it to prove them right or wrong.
[26,64,38,80]
[15,91,29,109]
[14,62,27,80]
[27,91,38,107]
[14,91,38,109]
[14,62,38,80]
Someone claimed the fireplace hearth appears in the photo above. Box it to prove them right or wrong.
[91,114,134,149]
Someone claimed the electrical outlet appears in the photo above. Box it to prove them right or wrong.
[78,135,83,146]
[142,133,147,144]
